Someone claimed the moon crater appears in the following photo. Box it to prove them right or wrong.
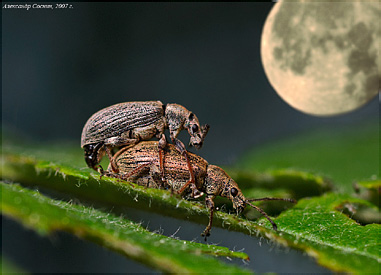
[261,2,379,116]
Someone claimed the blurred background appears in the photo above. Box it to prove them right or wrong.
[3,2,377,165]
[2,2,378,273]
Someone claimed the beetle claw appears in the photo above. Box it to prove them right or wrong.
[192,190,204,199]
[98,165,105,178]
[201,229,210,241]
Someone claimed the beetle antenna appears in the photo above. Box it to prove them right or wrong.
[245,201,278,231]
[201,124,210,140]
[247,197,297,203]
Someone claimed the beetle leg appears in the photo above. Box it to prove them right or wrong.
[158,134,167,182]
[158,149,167,184]
[157,150,173,192]
[178,169,203,198]
[201,195,215,241]
[98,165,105,178]
[172,138,200,198]
[120,162,152,181]
[105,145,119,173]
[150,162,170,190]
[104,161,152,187]
[103,136,141,174]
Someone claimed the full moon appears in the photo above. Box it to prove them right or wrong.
[261,1,379,116]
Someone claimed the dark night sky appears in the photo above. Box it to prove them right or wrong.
[3,2,377,165]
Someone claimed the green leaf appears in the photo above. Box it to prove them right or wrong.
[227,169,333,199]
[230,121,380,272]
[1,182,250,274]
[236,122,379,194]
[2,123,380,273]
[275,193,380,273]
[354,179,381,207]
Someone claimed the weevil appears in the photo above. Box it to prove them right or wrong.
[81,101,209,197]
[104,141,296,239]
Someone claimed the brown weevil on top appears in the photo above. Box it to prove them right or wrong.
[81,101,209,196]
[104,141,296,239]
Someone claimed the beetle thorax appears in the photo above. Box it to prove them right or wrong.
[164,104,189,134]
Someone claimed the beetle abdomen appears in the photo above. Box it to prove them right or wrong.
[81,101,164,147]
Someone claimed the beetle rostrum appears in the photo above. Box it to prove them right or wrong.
[104,141,296,239]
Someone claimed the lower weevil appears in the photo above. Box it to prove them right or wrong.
[104,141,296,239]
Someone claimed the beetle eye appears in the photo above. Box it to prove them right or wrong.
[191,124,199,133]
[231,187,238,197]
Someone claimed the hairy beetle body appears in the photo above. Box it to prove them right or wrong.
[81,101,209,187]
[81,101,165,146]
[105,141,295,238]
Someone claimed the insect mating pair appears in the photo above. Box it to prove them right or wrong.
[81,101,296,238]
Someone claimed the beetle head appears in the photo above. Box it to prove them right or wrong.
[186,113,210,149]
[205,165,246,213]
[164,104,209,149]
[205,165,292,231]
[83,143,105,171]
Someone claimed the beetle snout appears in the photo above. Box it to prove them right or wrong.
[190,141,202,149]
[189,136,203,149]
[233,199,246,214]
[194,143,202,149]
